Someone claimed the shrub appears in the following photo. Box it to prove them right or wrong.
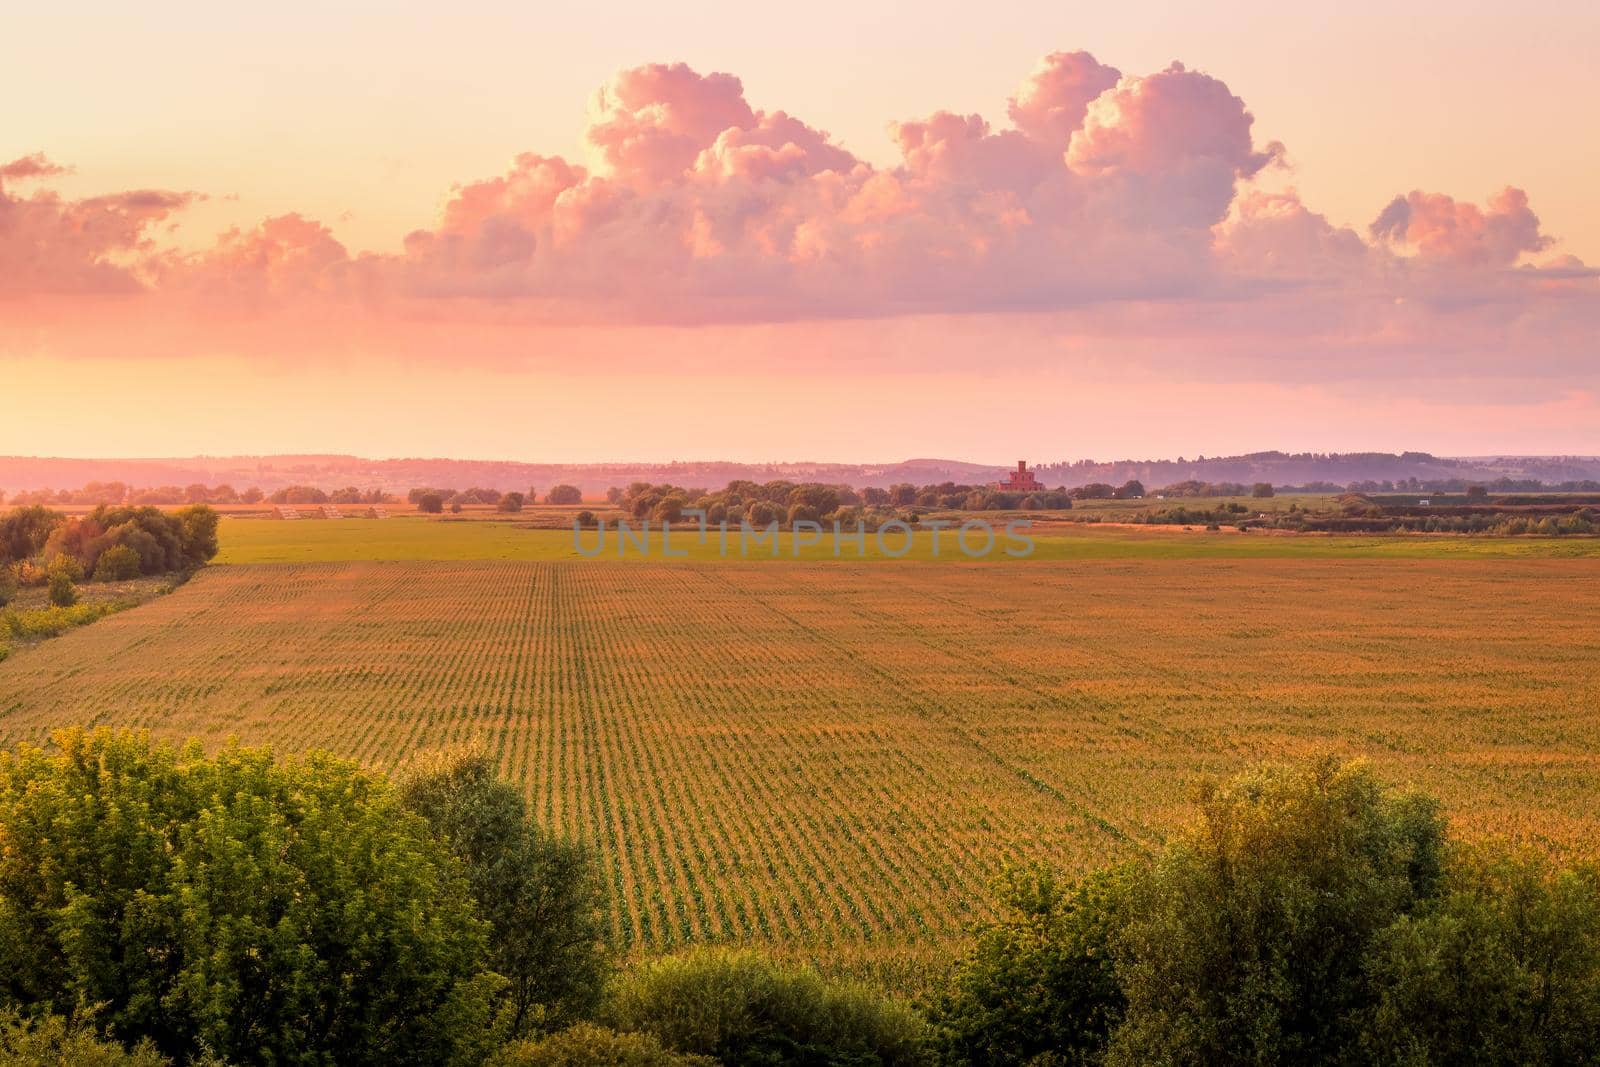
[45,553,83,582]
[0,729,502,1065]
[606,948,929,1066]
[0,568,15,608]
[47,573,76,607]
[93,544,143,582]
[575,510,597,528]
[499,492,526,513]
[2,602,117,640]
[490,1023,714,1066]
[417,492,444,514]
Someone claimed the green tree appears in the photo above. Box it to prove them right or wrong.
[0,729,502,1065]
[499,492,527,513]
[400,753,608,1037]
[546,486,583,505]
[0,1010,169,1066]
[931,865,1127,1065]
[175,504,220,566]
[1106,757,1445,1066]
[92,544,143,582]
[606,948,929,1066]
[1360,843,1600,1064]
[786,503,820,527]
[418,492,445,514]
[1252,482,1275,498]
[0,506,62,564]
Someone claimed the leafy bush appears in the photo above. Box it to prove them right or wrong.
[0,568,15,608]
[0,729,502,1065]
[606,948,929,1066]
[92,544,143,582]
[3,602,119,640]
[490,1022,714,1066]
[45,553,83,582]
[46,573,76,607]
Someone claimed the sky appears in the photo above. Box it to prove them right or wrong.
[2,1,1597,463]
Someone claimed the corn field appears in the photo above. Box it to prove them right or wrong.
[1,559,1598,972]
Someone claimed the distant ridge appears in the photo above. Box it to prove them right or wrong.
[3,452,1600,495]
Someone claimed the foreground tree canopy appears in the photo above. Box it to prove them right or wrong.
[1,734,1597,1065]
[931,757,1600,1065]
[0,729,501,1065]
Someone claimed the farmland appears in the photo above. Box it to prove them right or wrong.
[2,551,1598,978]
[214,514,1600,564]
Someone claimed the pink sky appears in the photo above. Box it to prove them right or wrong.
[2,3,1597,462]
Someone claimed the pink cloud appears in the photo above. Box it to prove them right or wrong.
[0,155,196,296]
[586,63,758,187]
[0,52,1591,347]
[0,153,70,182]
[1007,51,1122,148]
[1370,187,1550,267]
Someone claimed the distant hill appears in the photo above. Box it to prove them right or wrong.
[3,452,1600,497]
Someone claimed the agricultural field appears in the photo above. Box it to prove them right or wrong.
[2,551,1599,979]
[214,514,1600,564]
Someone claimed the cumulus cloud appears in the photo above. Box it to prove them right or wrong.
[0,155,196,296]
[1008,51,1122,148]
[1,51,1591,336]
[1370,187,1550,267]
[378,52,1306,317]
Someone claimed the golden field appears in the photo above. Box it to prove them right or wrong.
[2,557,1599,974]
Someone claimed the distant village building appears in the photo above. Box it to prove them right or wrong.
[997,460,1044,493]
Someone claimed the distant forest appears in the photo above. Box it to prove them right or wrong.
[4,451,1600,499]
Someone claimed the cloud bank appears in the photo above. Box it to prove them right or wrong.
[1,48,1594,397]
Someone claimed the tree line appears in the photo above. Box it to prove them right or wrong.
[608,480,1079,530]
[0,504,219,610]
[406,486,584,514]
[2,740,1596,1065]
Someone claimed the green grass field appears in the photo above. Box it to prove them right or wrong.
[213,515,1600,564]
